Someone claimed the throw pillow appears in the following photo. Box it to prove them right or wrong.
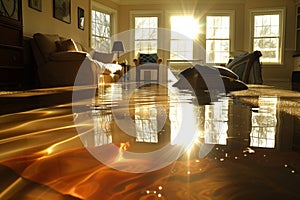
[139,53,158,65]
[55,39,78,52]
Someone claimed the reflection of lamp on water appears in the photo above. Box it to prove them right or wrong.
[112,41,125,63]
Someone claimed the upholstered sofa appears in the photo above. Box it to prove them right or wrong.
[30,33,121,88]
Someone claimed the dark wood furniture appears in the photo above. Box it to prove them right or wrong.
[0,0,23,90]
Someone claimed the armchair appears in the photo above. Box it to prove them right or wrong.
[133,53,162,86]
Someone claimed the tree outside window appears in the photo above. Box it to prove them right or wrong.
[206,16,230,64]
[253,14,281,64]
[91,10,111,53]
[134,17,158,55]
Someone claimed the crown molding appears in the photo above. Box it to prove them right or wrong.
[109,0,247,5]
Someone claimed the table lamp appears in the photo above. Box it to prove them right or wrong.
[112,41,125,63]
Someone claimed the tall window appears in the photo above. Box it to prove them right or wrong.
[134,17,158,55]
[206,15,230,64]
[91,10,111,52]
[251,9,284,64]
[170,16,198,60]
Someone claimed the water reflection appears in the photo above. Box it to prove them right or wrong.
[135,104,159,143]
[250,96,277,148]
[204,98,229,145]
[88,84,281,152]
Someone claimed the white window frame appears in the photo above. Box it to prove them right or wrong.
[130,11,163,57]
[250,8,285,65]
[205,11,235,64]
[91,2,117,53]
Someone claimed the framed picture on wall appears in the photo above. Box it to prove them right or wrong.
[29,0,42,12]
[78,7,84,30]
[53,0,71,24]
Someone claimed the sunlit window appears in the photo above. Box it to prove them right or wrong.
[91,10,111,52]
[251,10,284,64]
[134,17,158,55]
[170,16,199,60]
[206,16,230,64]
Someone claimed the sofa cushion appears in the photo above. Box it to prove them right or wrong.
[49,51,87,61]
[33,33,60,60]
[92,51,114,63]
[55,39,78,52]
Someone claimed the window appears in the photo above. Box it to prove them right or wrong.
[251,9,284,64]
[170,16,198,60]
[91,10,111,52]
[134,17,158,55]
[206,15,231,64]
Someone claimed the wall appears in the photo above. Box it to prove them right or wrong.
[115,0,297,85]
[244,0,296,86]
[22,0,90,47]
[22,0,298,85]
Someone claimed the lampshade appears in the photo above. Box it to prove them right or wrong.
[112,41,125,53]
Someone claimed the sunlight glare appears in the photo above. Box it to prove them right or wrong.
[171,16,199,39]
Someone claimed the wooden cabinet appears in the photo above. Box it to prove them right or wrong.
[0,0,24,90]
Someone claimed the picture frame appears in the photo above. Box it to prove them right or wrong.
[77,7,84,30]
[29,0,42,12]
[53,0,71,24]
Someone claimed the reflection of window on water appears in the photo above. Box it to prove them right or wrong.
[92,110,113,147]
[135,104,158,143]
[250,97,277,148]
[204,98,229,145]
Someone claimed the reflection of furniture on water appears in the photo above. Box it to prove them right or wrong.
[136,64,160,86]
[120,62,131,82]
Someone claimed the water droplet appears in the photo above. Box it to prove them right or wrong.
[244,154,247,157]
[291,170,295,174]
[284,164,288,168]
[187,171,191,175]
[234,156,238,160]
[153,190,157,194]
[158,186,163,190]
[158,194,162,198]
[220,158,225,162]
[225,153,228,157]
[146,190,150,194]
[195,159,200,162]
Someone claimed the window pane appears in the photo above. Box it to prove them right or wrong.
[253,13,281,63]
[170,15,198,60]
[91,10,111,52]
[254,15,279,37]
[206,15,230,63]
[135,17,158,54]
[254,38,279,63]
[206,40,230,63]
[206,16,229,39]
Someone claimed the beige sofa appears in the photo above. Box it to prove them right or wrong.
[30,33,119,88]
